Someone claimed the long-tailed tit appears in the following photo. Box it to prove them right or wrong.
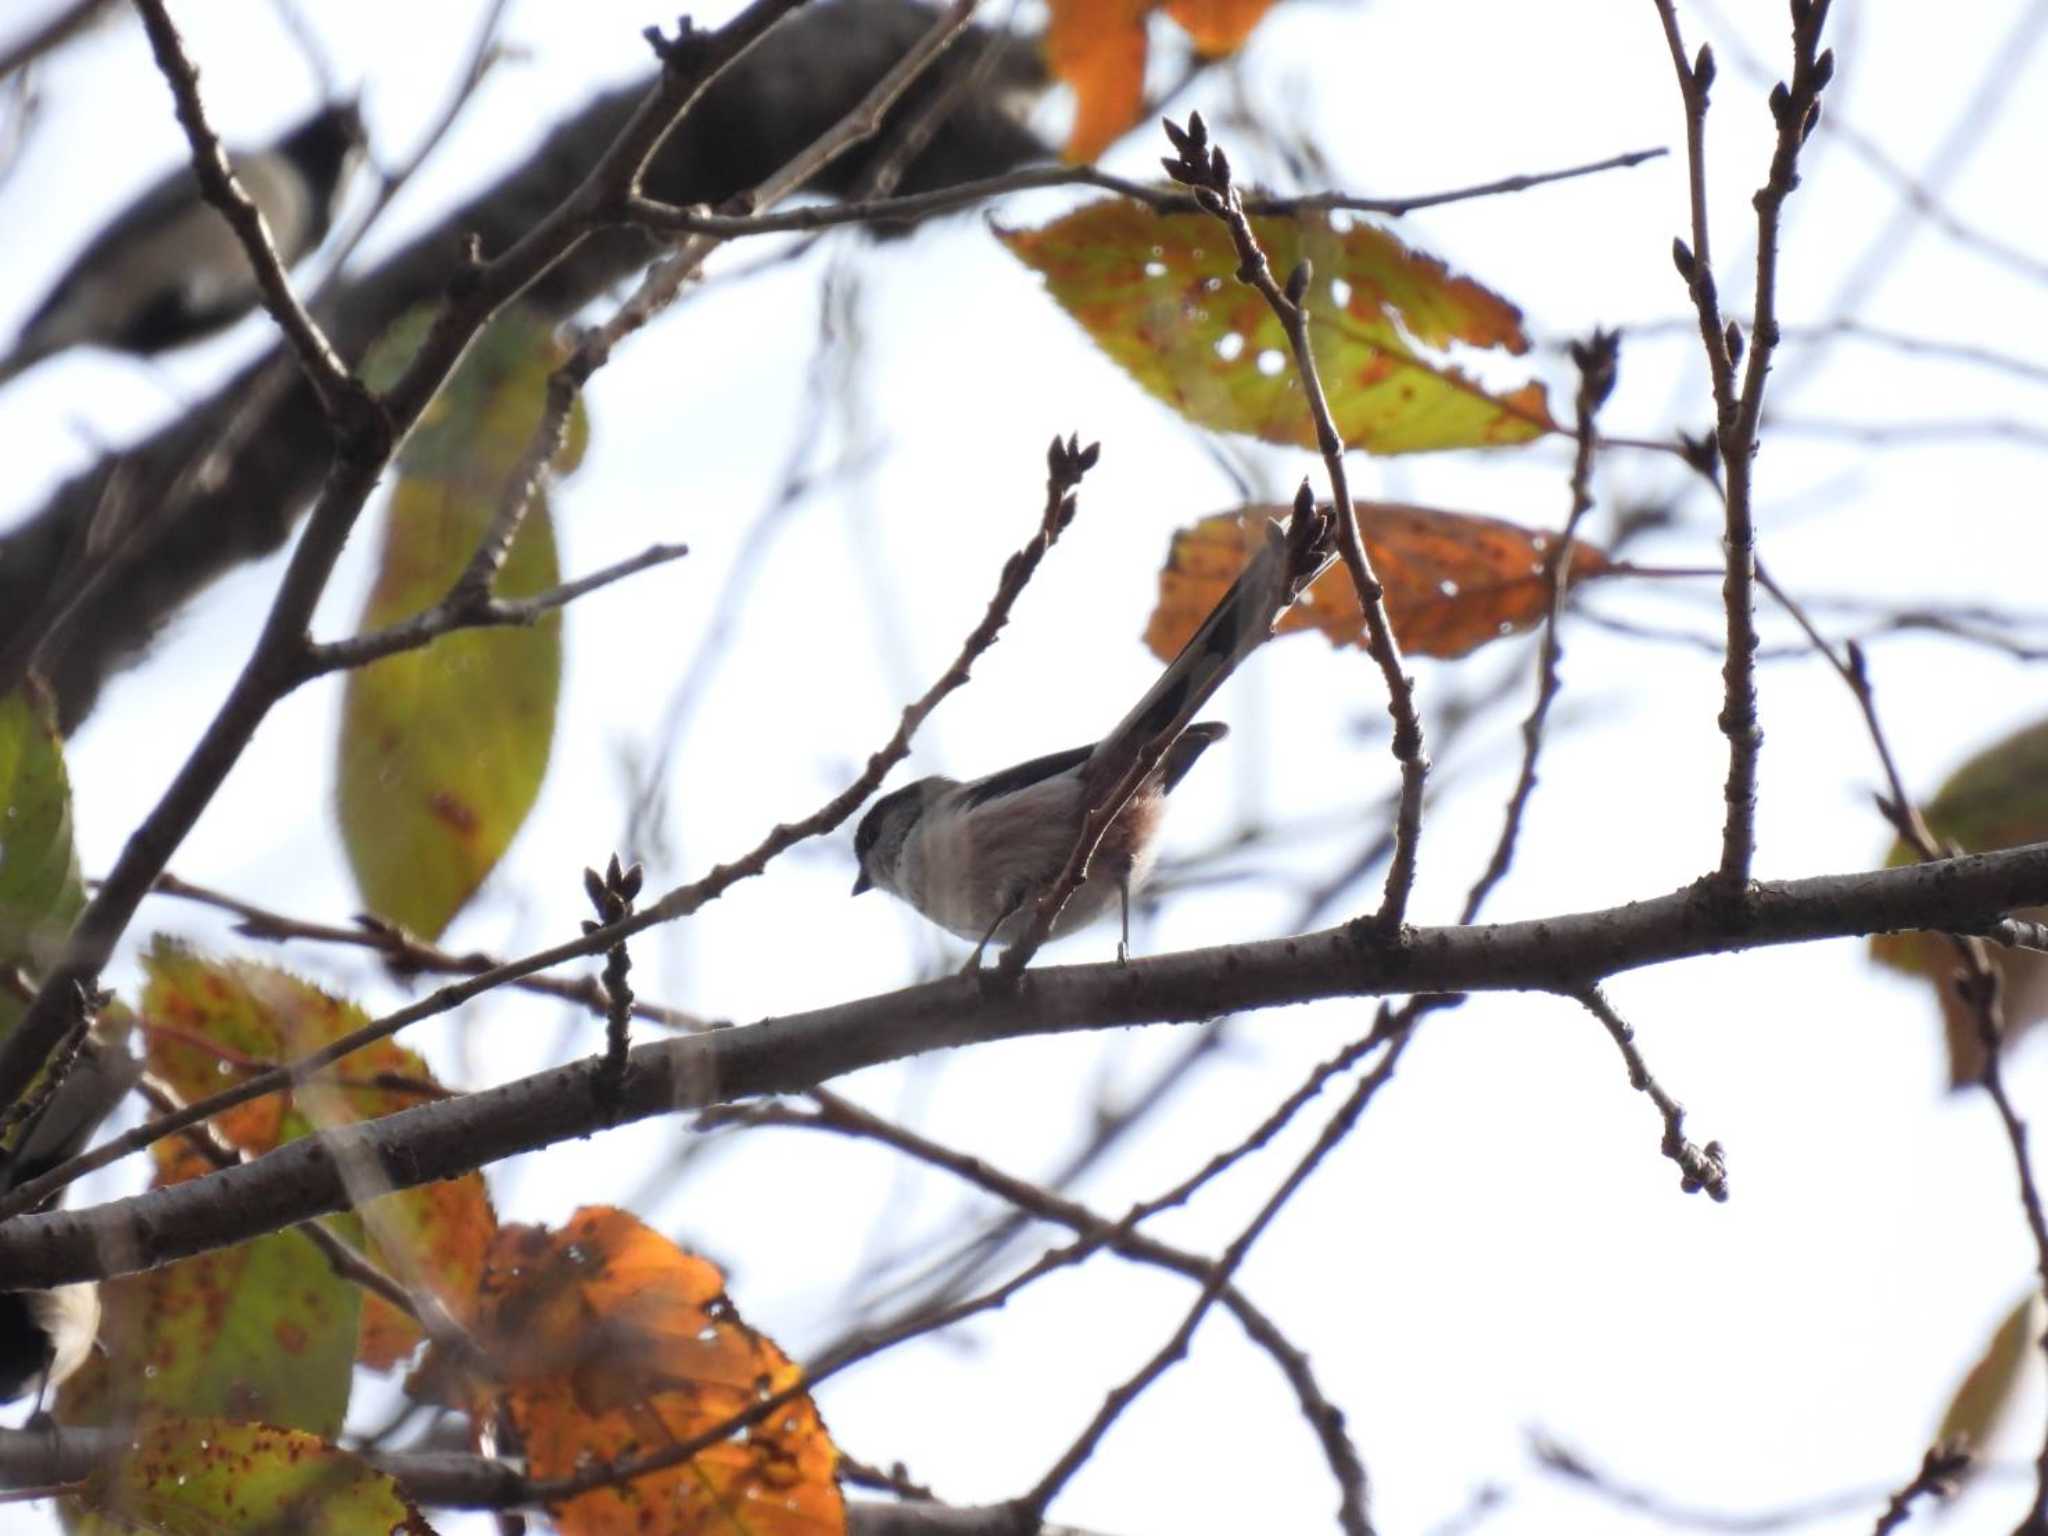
[0,100,366,390]
[0,1025,140,1409]
[853,500,1335,962]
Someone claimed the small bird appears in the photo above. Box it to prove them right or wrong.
[0,1025,141,1409]
[853,500,1335,963]
[0,99,365,389]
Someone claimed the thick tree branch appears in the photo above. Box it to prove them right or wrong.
[4,844,2048,1288]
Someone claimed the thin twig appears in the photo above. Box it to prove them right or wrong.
[1460,331,1617,922]
[723,1091,1371,1534]
[301,542,688,675]
[129,0,363,419]
[0,435,1097,1217]
[1752,568,2048,1518]
[1533,1429,1984,1534]
[0,1,812,1117]
[1607,317,2048,392]
[1018,1024,1414,1525]
[1870,1443,1970,1536]
[426,1,986,752]
[1159,110,1427,929]
[1762,414,2048,451]
[1571,985,1728,1200]
[317,0,515,280]
[622,146,1670,238]
[1654,0,1835,895]
[144,872,708,1030]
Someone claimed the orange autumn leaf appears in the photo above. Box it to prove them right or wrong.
[1146,504,1614,663]
[469,1207,842,1536]
[1162,0,1278,53]
[1047,0,1281,161]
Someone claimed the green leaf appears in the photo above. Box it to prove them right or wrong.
[0,681,83,1040]
[337,307,576,940]
[997,199,1554,453]
[76,1417,431,1535]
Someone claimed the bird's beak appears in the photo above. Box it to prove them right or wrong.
[851,870,872,896]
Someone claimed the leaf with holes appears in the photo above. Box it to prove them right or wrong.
[999,199,1553,451]
[1872,718,2048,1087]
[468,1207,843,1536]
[1046,0,1280,162]
[338,307,578,941]
[1146,503,1611,663]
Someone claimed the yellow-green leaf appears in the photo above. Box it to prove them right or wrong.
[0,681,83,1039]
[1871,719,2048,1087]
[1938,1290,2042,1453]
[76,1417,431,1535]
[338,307,576,940]
[997,199,1553,452]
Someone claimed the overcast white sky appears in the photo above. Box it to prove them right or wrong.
[5,1,2048,1532]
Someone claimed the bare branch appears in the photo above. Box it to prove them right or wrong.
[623,145,1670,237]
[301,542,688,676]
[1461,330,1617,922]
[1571,984,1728,1200]
[1159,109,1428,929]
[129,0,362,418]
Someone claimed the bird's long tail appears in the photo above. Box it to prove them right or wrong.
[1086,497,1337,790]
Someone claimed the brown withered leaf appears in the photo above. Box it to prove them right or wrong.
[1146,503,1614,663]
[468,1207,842,1536]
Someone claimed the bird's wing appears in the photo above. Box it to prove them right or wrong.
[958,742,1094,808]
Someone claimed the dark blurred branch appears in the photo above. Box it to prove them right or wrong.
[0,0,118,80]
[0,0,1051,729]
[0,0,814,1118]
